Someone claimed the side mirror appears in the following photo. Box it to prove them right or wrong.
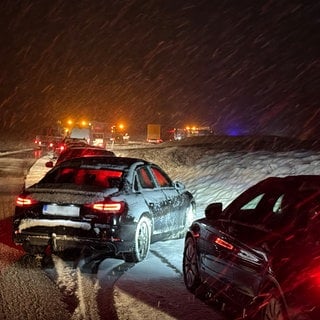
[45,161,54,168]
[205,203,223,220]
[174,181,186,190]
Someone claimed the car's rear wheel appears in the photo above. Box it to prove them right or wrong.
[123,216,151,263]
[252,291,287,320]
[183,236,201,292]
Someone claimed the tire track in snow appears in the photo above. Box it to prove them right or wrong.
[45,254,101,320]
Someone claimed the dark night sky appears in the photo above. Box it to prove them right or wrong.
[0,0,319,139]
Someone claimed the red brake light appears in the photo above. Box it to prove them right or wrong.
[85,199,125,214]
[310,270,320,287]
[214,237,234,251]
[307,260,320,287]
[16,195,39,207]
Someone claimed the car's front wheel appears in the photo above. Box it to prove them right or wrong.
[123,216,151,263]
[183,236,201,292]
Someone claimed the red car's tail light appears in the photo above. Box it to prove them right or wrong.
[214,237,234,251]
[85,199,125,214]
[16,195,39,207]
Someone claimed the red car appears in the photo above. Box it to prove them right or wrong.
[46,146,115,167]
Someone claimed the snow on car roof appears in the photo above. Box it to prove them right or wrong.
[58,156,149,170]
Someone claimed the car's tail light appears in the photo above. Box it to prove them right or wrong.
[309,265,320,287]
[85,199,125,214]
[16,195,39,207]
[214,237,234,251]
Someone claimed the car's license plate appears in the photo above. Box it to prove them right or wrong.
[43,204,80,217]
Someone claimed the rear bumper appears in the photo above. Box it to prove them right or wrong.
[13,218,136,255]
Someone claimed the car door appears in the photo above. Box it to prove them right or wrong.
[135,165,172,235]
[222,187,285,297]
[197,221,236,290]
[150,165,185,229]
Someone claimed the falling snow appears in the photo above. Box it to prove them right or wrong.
[0,0,319,139]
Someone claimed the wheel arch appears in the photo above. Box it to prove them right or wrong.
[248,275,289,320]
[138,211,154,234]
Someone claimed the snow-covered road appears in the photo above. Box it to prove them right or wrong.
[2,136,320,319]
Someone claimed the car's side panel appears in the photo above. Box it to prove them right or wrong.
[143,189,175,234]
[198,224,235,291]
[161,188,188,229]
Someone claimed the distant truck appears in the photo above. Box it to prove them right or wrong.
[70,127,91,143]
[147,124,163,143]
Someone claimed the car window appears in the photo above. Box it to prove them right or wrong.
[241,194,264,210]
[57,148,114,164]
[42,167,122,188]
[137,167,155,189]
[133,175,139,191]
[230,190,287,228]
[273,194,283,213]
[150,166,172,187]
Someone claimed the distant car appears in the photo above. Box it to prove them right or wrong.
[45,146,115,167]
[13,156,195,262]
[183,175,320,320]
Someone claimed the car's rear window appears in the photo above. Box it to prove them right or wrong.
[44,167,123,188]
[58,149,114,163]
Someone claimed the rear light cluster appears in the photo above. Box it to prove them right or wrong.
[214,237,234,251]
[309,266,320,288]
[16,195,39,207]
[85,199,126,215]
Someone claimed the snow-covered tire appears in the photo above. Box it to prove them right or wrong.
[123,216,151,263]
[183,236,201,292]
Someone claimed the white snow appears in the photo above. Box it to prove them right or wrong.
[17,218,92,232]
[2,136,320,319]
